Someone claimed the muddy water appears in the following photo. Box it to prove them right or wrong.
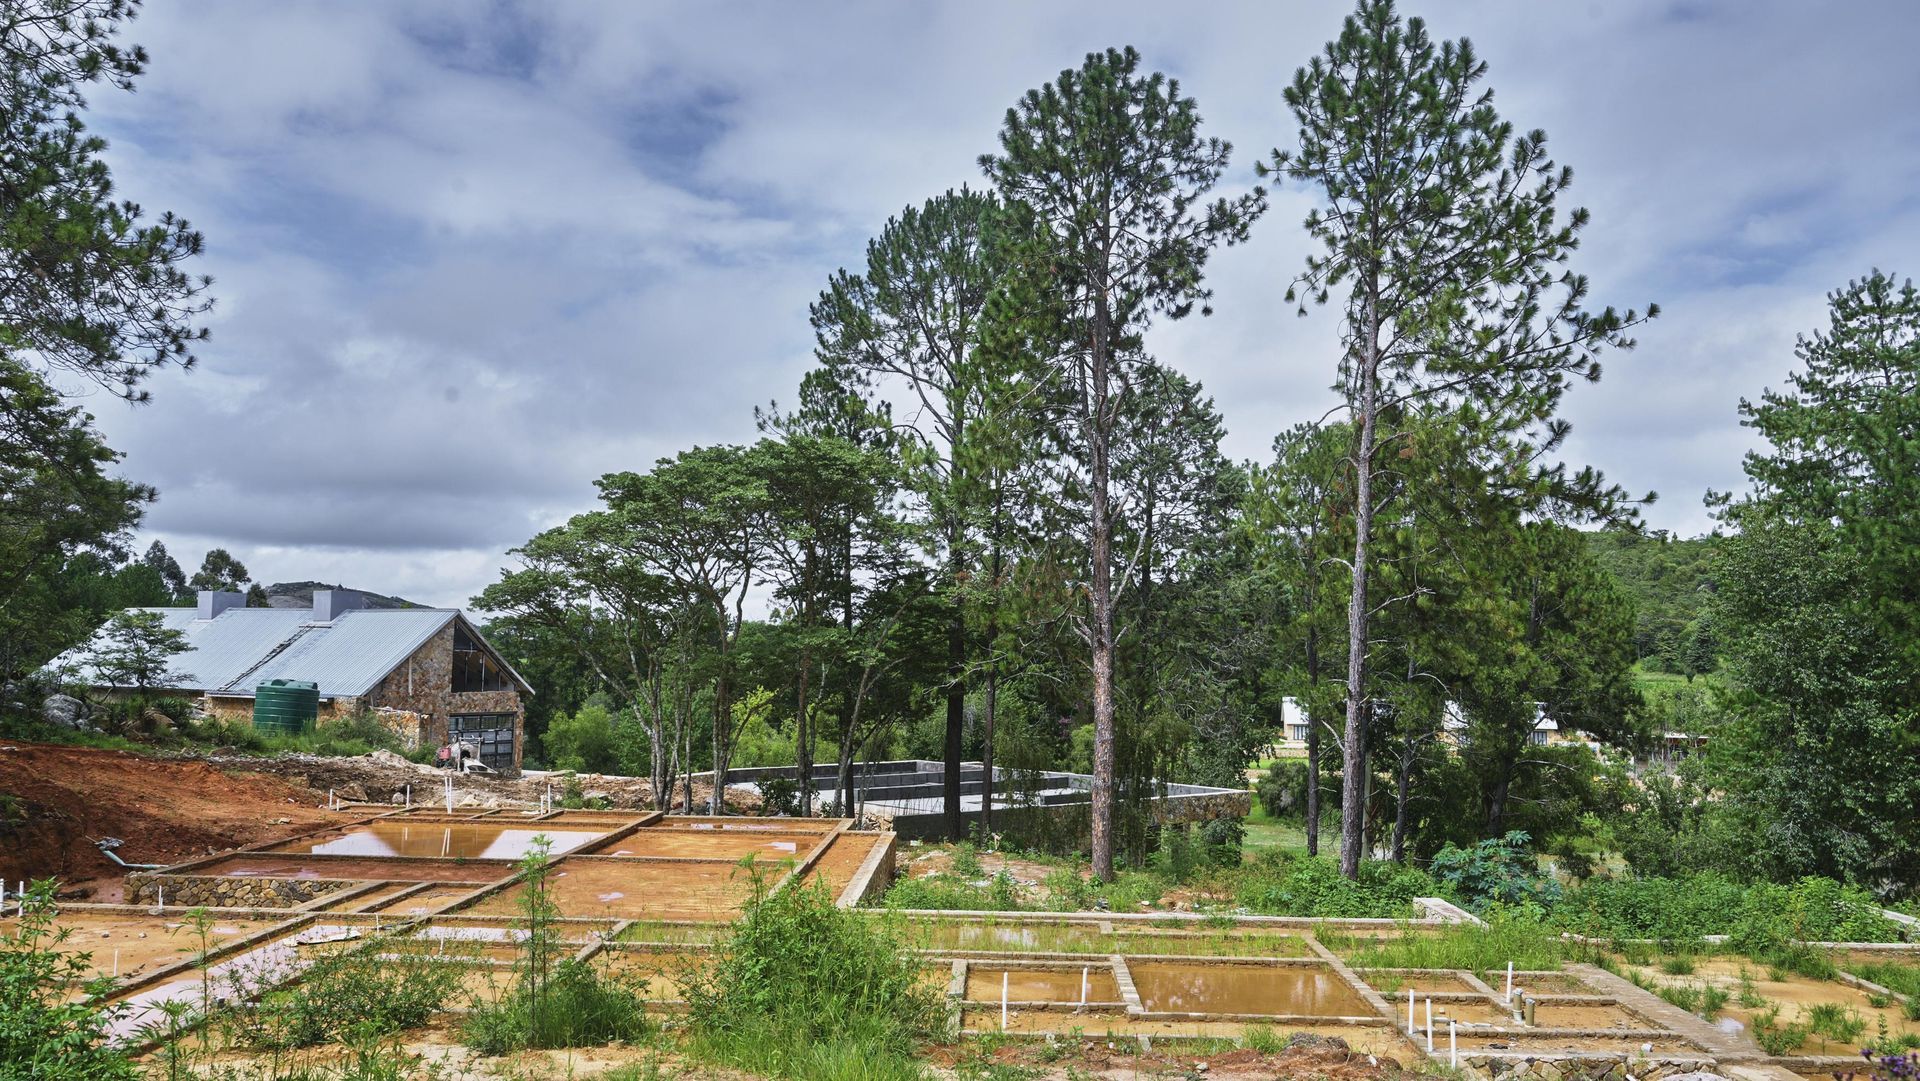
[1130,962,1370,1016]
[966,966,1120,1004]
[280,823,604,859]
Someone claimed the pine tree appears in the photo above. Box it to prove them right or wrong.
[981,46,1264,880]
[1736,269,1920,674]
[1268,0,1652,876]
[810,188,1005,840]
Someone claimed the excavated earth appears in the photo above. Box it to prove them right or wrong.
[0,741,756,898]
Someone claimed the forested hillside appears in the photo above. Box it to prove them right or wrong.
[1583,530,1721,676]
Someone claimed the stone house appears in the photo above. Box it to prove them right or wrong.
[55,589,532,771]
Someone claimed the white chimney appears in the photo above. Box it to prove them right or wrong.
[196,590,245,620]
[312,589,369,622]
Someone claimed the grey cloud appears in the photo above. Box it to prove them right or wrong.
[69,0,1920,607]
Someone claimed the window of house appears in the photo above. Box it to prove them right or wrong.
[449,713,515,771]
[452,625,511,693]
[1287,724,1310,743]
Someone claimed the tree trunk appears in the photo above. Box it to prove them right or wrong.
[1339,320,1382,879]
[1088,292,1118,883]
[1487,772,1511,836]
[1391,740,1412,862]
[944,538,966,841]
[981,532,1004,837]
[1305,628,1321,857]
[795,655,812,817]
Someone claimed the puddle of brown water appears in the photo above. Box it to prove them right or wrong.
[966,966,1120,1004]
[1129,962,1370,1016]
[280,823,603,859]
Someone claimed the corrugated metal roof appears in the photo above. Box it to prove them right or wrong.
[50,606,470,699]
[242,609,454,696]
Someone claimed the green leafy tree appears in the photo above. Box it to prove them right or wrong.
[599,446,773,813]
[1702,270,1920,891]
[79,607,190,693]
[981,45,1263,880]
[0,358,150,679]
[1267,0,1652,876]
[478,489,699,809]
[757,432,907,816]
[1240,422,1352,854]
[544,702,618,774]
[187,547,250,594]
[141,539,188,602]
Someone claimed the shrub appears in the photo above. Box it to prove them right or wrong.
[1199,817,1245,867]
[1429,831,1562,913]
[0,882,138,1080]
[1255,761,1308,819]
[684,862,943,1080]
[226,931,464,1049]
[464,838,649,1053]
[1234,850,1433,918]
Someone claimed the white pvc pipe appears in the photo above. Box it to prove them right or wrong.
[1001,971,1009,1031]
[1449,1020,1457,1067]
[1425,998,1433,1051]
[1506,961,1514,999]
[1080,967,1088,1006]
[113,948,120,977]
[1407,988,1415,1034]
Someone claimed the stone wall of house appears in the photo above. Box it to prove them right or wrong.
[127,873,346,909]
[361,621,525,770]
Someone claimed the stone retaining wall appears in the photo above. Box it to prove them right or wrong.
[1464,1055,1720,1081]
[126,873,348,909]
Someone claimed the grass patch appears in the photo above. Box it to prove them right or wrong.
[1326,911,1584,971]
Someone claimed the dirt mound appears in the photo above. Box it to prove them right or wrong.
[0,742,335,895]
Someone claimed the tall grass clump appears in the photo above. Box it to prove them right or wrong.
[1330,908,1581,971]
[464,838,648,1053]
[684,859,944,1081]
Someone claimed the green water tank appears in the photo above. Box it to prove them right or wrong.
[254,679,319,735]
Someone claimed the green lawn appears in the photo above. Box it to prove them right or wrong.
[1241,802,1335,858]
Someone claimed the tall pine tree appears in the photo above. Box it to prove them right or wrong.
[1268,0,1651,876]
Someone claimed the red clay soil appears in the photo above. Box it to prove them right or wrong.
[0,742,335,898]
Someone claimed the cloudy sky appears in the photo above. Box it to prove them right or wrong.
[80,0,1920,610]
